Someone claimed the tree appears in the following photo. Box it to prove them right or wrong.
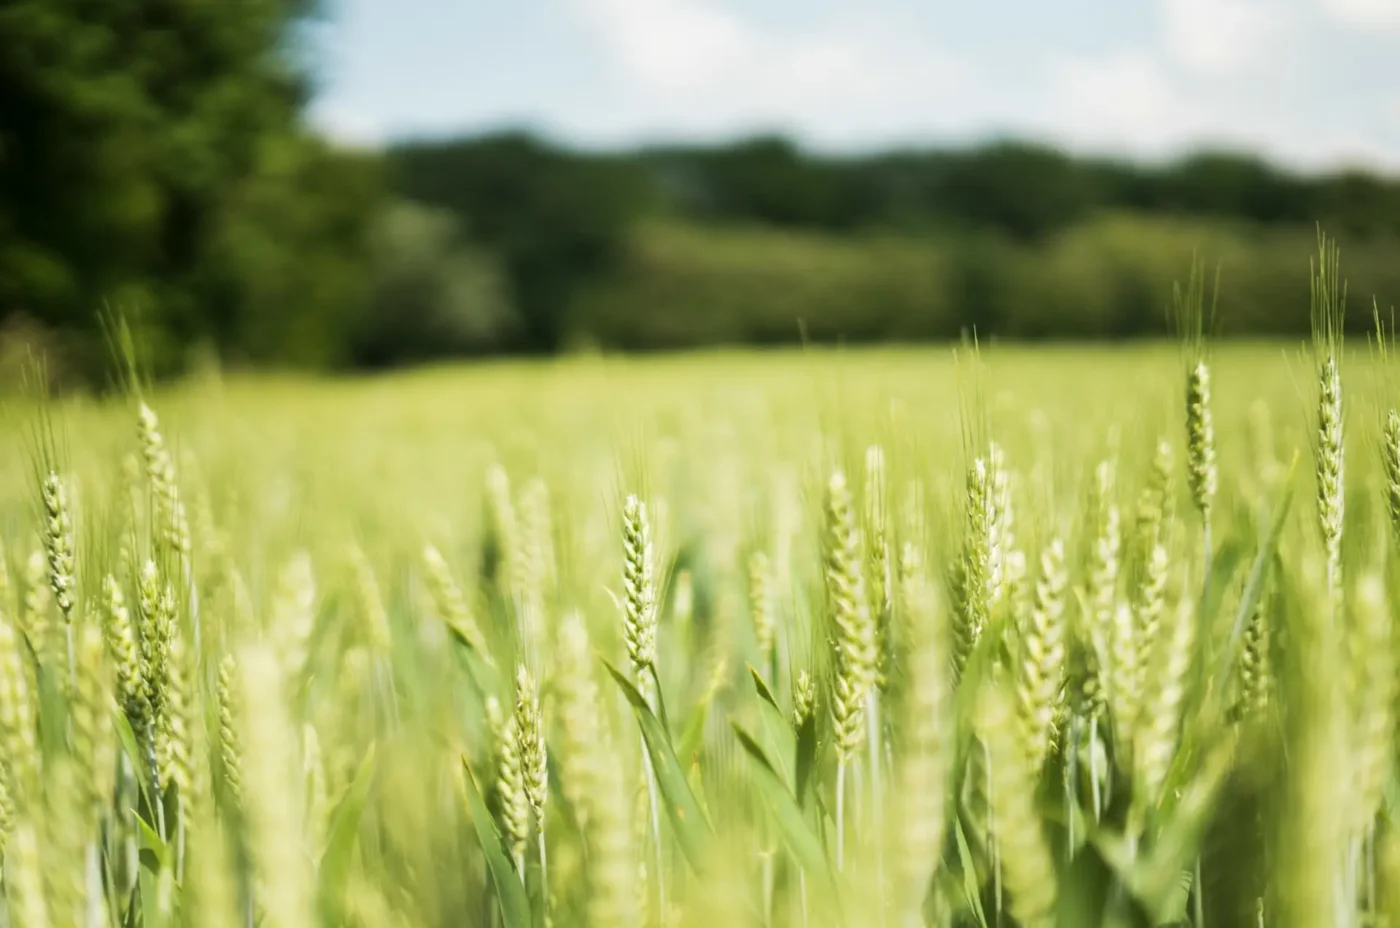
[0,0,380,374]
[1161,152,1308,224]
[646,136,873,229]
[928,142,1103,239]
[352,200,516,366]
[391,133,648,352]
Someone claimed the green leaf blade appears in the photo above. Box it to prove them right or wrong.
[603,659,715,871]
[459,758,532,927]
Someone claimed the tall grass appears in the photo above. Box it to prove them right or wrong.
[0,245,1391,927]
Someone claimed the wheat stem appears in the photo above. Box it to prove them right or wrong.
[835,759,848,872]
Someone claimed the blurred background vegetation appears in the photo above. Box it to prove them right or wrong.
[4,0,1400,384]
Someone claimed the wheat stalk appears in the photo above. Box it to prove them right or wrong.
[748,550,776,677]
[423,544,491,661]
[514,663,548,889]
[1312,231,1346,599]
[1136,596,1195,811]
[951,452,1001,679]
[978,678,1057,928]
[216,654,244,811]
[235,645,313,928]
[1016,536,1068,772]
[620,491,666,915]
[824,469,876,870]
[894,546,951,928]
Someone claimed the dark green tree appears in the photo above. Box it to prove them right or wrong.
[351,199,516,366]
[391,133,648,352]
[0,0,381,374]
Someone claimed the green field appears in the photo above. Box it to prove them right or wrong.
[0,340,1394,928]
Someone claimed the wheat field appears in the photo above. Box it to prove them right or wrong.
[0,276,1396,928]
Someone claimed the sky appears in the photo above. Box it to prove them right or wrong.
[307,0,1400,170]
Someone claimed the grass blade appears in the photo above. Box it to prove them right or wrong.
[113,709,154,812]
[1221,452,1298,676]
[795,705,820,808]
[319,744,377,913]
[444,623,503,701]
[604,659,715,870]
[749,665,796,785]
[953,815,990,928]
[749,664,783,715]
[459,757,532,927]
[676,666,729,766]
[731,721,838,902]
[135,817,171,875]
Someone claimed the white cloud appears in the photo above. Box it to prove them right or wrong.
[1032,43,1400,170]
[309,102,384,149]
[1161,0,1297,76]
[562,0,1399,167]
[1037,49,1207,155]
[571,0,967,142]
[1318,0,1400,30]
[573,0,752,93]
[1276,129,1400,170]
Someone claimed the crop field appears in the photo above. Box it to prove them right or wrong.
[0,293,1397,925]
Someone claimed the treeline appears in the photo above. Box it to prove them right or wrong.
[572,216,1400,348]
[4,0,1400,383]
[0,0,388,382]
[628,136,1400,237]
[386,134,1400,355]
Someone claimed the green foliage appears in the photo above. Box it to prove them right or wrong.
[604,660,714,871]
[391,134,650,352]
[570,220,952,347]
[319,746,377,918]
[570,216,1400,350]
[461,757,533,927]
[730,723,840,902]
[0,0,381,376]
[206,138,382,368]
[352,200,516,365]
[392,134,1400,357]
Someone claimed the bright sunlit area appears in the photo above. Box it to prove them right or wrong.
[2,2,1399,926]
